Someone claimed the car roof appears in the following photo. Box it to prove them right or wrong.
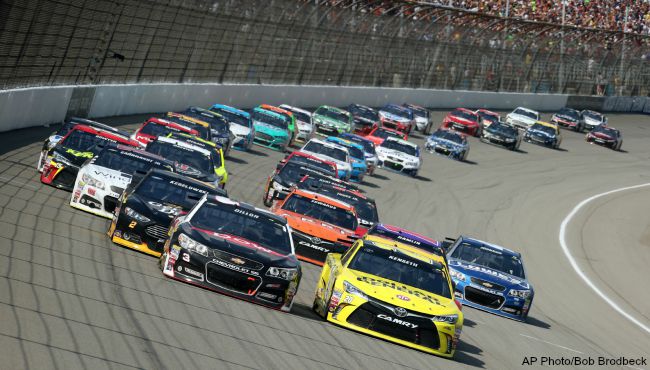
[166,113,209,128]
[513,106,539,114]
[306,138,350,152]
[452,107,475,114]
[360,237,446,267]
[384,136,417,148]
[288,151,336,166]
[317,105,348,114]
[279,104,311,116]
[67,124,138,145]
[326,137,364,150]
[458,236,521,257]
[145,168,219,189]
[144,117,196,132]
[533,121,558,129]
[260,104,293,117]
[252,107,287,120]
[153,136,212,156]
[290,188,355,211]
[211,104,251,118]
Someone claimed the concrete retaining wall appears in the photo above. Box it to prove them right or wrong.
[0,87,74,132]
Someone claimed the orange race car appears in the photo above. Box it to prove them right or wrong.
[272,188,360,265]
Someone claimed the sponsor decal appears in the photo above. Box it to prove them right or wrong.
[376,314,418,328]
[357,276,442,306]
[257,292,277,300]
[396,235,421,245]
[87,187,96,196]
[396,294,410,301]
[182,266,204,279]
[171,245,181,258]
[310,199,337,209]
[393,307,408,317]
[230,257,246,265]
[212,259,259,276]
[233,208,260,219]
[388,255,418,268]
[298,240,330,252]
[344,295,353,304]
[470,283,502,296]
[168,180,210,194]
[65,149,94,158]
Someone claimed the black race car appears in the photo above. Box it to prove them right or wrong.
[180,106,234,157]
[108,169,226,257]
[160,194,301,312]
[551,107,584,132]
[296,177,378,229]
[263,161,333,207]
[480,121,521,151]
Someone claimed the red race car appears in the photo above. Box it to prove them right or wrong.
[280,151,338,178]
[475,109,501,129]
[363,126,408,146]
[442,108,482,137]
[131,117,198,145]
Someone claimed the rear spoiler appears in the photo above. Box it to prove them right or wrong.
[440,237,457,253]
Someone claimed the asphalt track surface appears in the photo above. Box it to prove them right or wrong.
[1,111,649,370]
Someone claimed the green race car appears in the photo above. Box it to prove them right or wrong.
[313,105,353,137]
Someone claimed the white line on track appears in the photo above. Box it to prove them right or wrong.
[559,183,650,336]
[519,334,584,354]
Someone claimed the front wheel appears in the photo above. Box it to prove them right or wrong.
[263,187,275,207]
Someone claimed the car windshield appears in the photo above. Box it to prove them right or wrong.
[478,111,499,120]
[583,111,604,121]
[407,106,428,118]
[140,122,177,137]
[252,110,288,130]
[557,108,579,119]
[303,141,348,162]
[382,105,412,119]
[450,242,525,279]
[380,140,417,157]
[191,203,292,255]
[368,227,441,255]
[279,162,326,182]
[146,141,211,174]
[281,193,357,230]
[488,122,518,136]
[135,174,213,209]
[181,111,229,134]
[530,124,556,135]
[513,109,537,119]
[94,149,168,174]
[287,156,336,177]
[345,137,376,155]
[210,107,251,128]
[431,130,464,144]
[284,108,310,124]
[349,105,379,121]
[316,107,349,123]
[59,129,101,152]
[349,244,451,299]
[592,126,618,136]
[339,143,364,159]
[372,128,402,139]
[451,109,477,121]
[309,186,378,223]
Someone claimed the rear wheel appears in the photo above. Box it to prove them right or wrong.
[263,187,275,207]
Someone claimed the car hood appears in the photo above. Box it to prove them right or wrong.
[527,129,555,138]
[584,117,603,126]
[590,132,613,140]
[300,150,351,171]
[508,114,537,124]
[254,121,288,137]
[448,258,530,289]
[379,111,410,123]
[341,269,458,315]
[448,115,477,126]
[376,147,419,162]
[81,164,132,189]
[428,136,465,150]
[230,123,251,137]
[553,114,577,122]
[315,115,347,127]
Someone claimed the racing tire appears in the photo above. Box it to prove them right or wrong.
[474,125,482,138]
[312,292,328,320]
[158,252,167,271]
[461,150,468,162]
[263,187,275,207]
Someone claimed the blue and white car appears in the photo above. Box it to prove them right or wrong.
[425,128,470,161]
[339,133,378,175]
[210,104,254,150]
[445,236,534,321]
[324,136,367,183]
[375,137,421,177]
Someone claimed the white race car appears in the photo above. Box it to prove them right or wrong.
[299,138,352,181]
[581,110,607,131]
[70,144,174,218]
[505,107,540,130]
[376,137,422,177]
[280,104,314,142]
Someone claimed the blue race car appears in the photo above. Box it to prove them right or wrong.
[324,136,367,183]
[445,236,534,321]
[425,128,470,161]
[210,104,254,151]
[339,133,378,175]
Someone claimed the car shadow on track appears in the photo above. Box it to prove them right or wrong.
[361,180,380,189]
[227,156,248,164]
[370,173,390,181]
[526,315,551,329]
[555,147,569,152]
[455,341,486,368]
[513,148,528,154]
[248,148,269,157]
[462,159,479,165]
[415,175,432,182]
[291,302,326,322]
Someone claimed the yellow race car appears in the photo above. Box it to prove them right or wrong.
[313,238,463,358]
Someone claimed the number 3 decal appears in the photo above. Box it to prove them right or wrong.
[182,253,190,262]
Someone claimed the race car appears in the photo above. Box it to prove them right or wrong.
[178,107,234,157]
[280,104,314,142]
[164,112,213,142]
[446,236,534,321]
[108,169,225,257]
[131,117,199,146]
[339,133,379,175]
[299,138,353,181]
[281,151,338,178]
[164,132,228,188]
[586,125,623,150]
[347,104,380,136]
[325,136,367,183]
[40,125,142,191]
[210,104,254,151]
[505,107,540,130]
[251,107,291,152]
[475,109,501,129]
[70,144,174,218]
[145,136,225,188]
[363,127,408,146]
[378,104,415,134]
[425,128,470,161]
[479,121,521,151]
[159,194,301,312]
[523,121,562,149]
[376,137,421,177]
[271,188,359,265]
[297,173,360,193]
[296,177,378,230]
[441,108,481,137]
[259,104,298,146]
[313,238,463,358]
[551,107,584,132]
[404,103,433,134]
[364,223,444,257]
[581,110,607,131]
[37,117,133,172]
[313,105,353,136]
[262,161,333,207]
